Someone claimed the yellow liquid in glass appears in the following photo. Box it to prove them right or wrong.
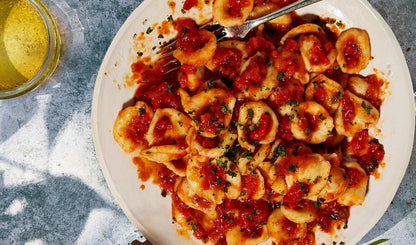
[0,0,48,90]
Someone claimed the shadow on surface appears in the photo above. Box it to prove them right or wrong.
[0,172,114,244]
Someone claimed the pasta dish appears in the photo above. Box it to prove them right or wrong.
[112,0,386,244]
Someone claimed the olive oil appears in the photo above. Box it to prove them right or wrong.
[0,0,49,91]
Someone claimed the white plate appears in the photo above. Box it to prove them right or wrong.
[91,0,415,244]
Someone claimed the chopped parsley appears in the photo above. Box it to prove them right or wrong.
[361,101,373,113]
[146,27,153,34]
[221,104,228,113]
[139,107,146,115]
[277,71,285,81]
[191,223,197,231]
[247,109,254,120]
[167,84,174,94]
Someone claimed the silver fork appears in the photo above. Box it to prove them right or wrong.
[157,0,323,73]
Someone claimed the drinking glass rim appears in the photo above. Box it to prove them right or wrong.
[0,0,61,100]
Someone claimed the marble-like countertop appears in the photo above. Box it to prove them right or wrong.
[0,0,415,244]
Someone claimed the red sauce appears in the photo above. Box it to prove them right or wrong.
[234,55,268,92]
[304,112,320,132]
[157,165,179,194]
[247,37,275,53]
[242,173,260,198]
[313,84,328,105]
[228,0,251,17]
[324,63,349,87]
[349,130,385,174]
[340,93,355,130]
[183,0,198,10]
[272,50,301,81]
[173,195,194,219]
[201,161,226,190]
[171,157,188,172]
[347,167,366,188]
[198,102,227,135]
[278,115,294,142]
[247,114,271,142]
[140,81,181,109]
[283,182,309,208]
[210,47,243,79]
[309,41,330,65]
[175,19,209,54]
[315,201,349,233]
[125,112,151,146]
[343,38,362,68]
[153,116,173,138]
[196,134,221,148]
[269,79,304,109]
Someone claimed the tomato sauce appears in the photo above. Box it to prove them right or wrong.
[269,80,304,109]
[139,81,181,109]
[343,38,361,68]
[283,183,310,208]
[313,84,328,105]
[314,201,349,233]
[196,134,221,148]
[174,18,209,53]
[210,47,243,79]
[242,174,261,198]
[198,102,227,135]
[247,114,271,142]
[153,116,173,138]
[125,112,151,146]
[349,130,385,174]
[183,0,198,10]
[278,115,294,142]
[309,41,330,65]
[228,0,251,17]
[340,93,355,130]
[234,55,268,92]
[201,161,226,190]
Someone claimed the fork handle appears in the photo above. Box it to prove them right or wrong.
[247,0,323,29]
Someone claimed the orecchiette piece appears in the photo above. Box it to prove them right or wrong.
[205,40,250,79]
[234,52,279,101]
[280,23,324,45]
[285,153,331,199]
[338,161,368,206]
[173,29,217,66]
[140,145,188,176]
[237,144,271,175]
[145,108,192,146]
[241,169,266,200]
[213,0,254,27]
[113,101,154,152]
[336,28,371,74]
[179,84,236,138]
[299,33,337,73]
[304,74,344,114]
[334,90,379,137]
[237,101,279,151]
[289,101,334,144]
[186,127,237,158]
[186,156,240,204]
[267,208,308,244]
[176,178,217,217]
[258,161,287,196]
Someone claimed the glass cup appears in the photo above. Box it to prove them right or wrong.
[0,0,60,99]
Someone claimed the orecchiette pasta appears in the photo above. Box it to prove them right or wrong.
[334,90,379,137]
[213,0,254,27]
[237,101,279,151]
[336,28,371,74]
[288,101,334,144]
[115,3,387,244]
[113,101,154,152]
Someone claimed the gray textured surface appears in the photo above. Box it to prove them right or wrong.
[0,0,415,244]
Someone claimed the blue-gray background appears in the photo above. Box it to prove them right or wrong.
[0,0,415,244]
